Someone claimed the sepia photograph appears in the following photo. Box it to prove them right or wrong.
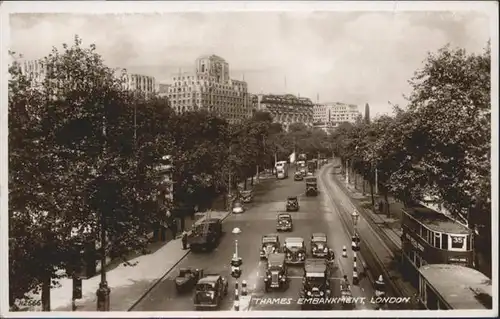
[1,1,497,317]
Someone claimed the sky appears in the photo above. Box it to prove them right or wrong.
[7,4,492,116]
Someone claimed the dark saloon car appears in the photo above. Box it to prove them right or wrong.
[193,274,228,310]
[264,253,288,291]
[276,213,293,232]
[286,196,299,212]
[283,237,306,265]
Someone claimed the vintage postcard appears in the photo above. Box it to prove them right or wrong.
[1,1,497,318]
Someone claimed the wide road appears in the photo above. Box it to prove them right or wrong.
[132,165,376,312]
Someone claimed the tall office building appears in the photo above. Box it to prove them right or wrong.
[158,55,252,124]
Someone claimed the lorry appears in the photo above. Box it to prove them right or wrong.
[187,215,223,252]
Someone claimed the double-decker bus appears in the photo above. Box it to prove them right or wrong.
[418,264,492,309]
[401,204,474,288]
[275,161,289,179]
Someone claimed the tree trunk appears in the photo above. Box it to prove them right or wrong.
[244,178,247,190]
[41,272,51,311]
[180,215,186,232]
[251,175,254,186]
[354,172,358,189]
[362,176,366,195]
[384,190,390,218]
[369,180,375,207]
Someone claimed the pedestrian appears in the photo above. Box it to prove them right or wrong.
[341,275,350,290]
[181,231,188,250]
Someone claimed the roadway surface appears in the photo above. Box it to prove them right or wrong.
[131,165,376,311]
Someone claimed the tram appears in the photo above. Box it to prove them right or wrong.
[418,264,492,309]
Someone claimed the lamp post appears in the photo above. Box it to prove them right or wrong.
[231,227,243,310]
[351,210,360,251]
[96,114,111,311]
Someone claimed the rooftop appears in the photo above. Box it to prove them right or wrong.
[419,264,492,309]
[268,253,286,265]
[404,205,470,234]
[305,259,327,272]
[198,275,220,284]
[285,237,304,242]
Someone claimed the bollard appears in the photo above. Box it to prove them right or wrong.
[342,246,347,258]
[353,266,359,285]
[234,299,240,311]
[241,280,248,296]
[353,260,357,269]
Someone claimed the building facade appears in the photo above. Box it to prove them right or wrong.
[255,93,314,130]
[158,55,252,124]
[313,102,361,129]
[18,59,156,96]
[120,73,156,96]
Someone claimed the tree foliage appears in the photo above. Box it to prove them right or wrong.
[331,43,491,233]
[8,36,169,307]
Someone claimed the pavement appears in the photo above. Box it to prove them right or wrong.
[131,164,377,312]
[325,160,418,308]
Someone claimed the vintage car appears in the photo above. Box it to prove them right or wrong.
[283,237,306,265]
[310,233,329,258]
[300,259,332,310]
[241,190,253,203]
[175,267,204,293]
[188,218,223,252]
[294,171,304,181]
[351,233,361,251]
[285,196,299,212]
[264,253,288,291]
[193,274,228,310]
[260,233,280,259]
[276,213,293,232]
[232,200,245,214]
[305,177,318,197]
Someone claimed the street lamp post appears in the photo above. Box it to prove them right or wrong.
[96,114,111,311]
[231,227,243,310]
[351,210,360,251]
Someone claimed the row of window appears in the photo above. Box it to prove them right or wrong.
[421,227,469,251]
[405,249,428,269]
[169,93,244,100]
[168,86,246,95]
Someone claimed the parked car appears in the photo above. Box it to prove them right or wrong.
[232,200,245,214]
[241,190,253,203]
[193,274,228,310]
[175,267,204,293]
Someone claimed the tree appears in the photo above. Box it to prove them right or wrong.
[9,36,167,309]
[404,44,491,224]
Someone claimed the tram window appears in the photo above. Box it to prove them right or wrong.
[421,227,427,240]
[429,232,435,246]
[435,233,441,249]
[442,234,449,250]
[450,235,465,250]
